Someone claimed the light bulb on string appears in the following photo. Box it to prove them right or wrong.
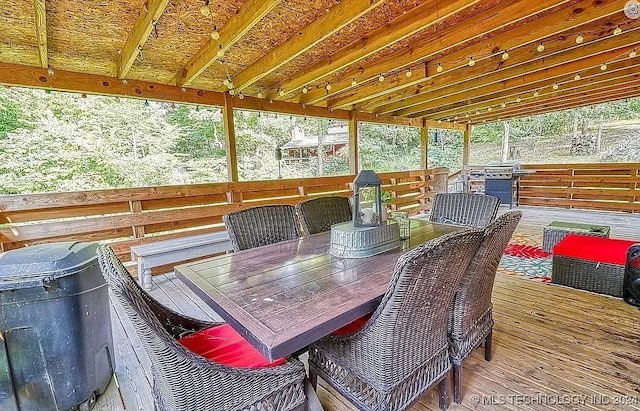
[552,83,559,90]
[257,91,264,99]
[200,0,210,16]
[516,97,521,103]
[436,63,443,73]
[222,78,230,87]
[351,78,357,87]
[501,102,506,108]
[229,89,235,96]
[454,116,458,120]
[465,113,469,118]
[487,107,492,112]
[378,73,385,82]
[468,57,476,67]
[502,51,509,60]
[326,83,332,91]
[537,43,545,52]
[238,93,244,100]
[576,34,584,44]
[302,86,308,94]
[279,89,285,97]
[216,45,224,58]
[630,49,637,58]
[613,26,622,36]
[600,63,607,71]
[533,91,539,97]
[476,110,480,115]
[574,73,581,81]
[211,26,220,40]
[405,69,412,78]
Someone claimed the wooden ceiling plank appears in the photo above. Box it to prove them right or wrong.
[376,28,640,116]
[470,82,640,123]
[233,0,387,91]
[298,0,571,106]
[421,61,640,119]
[329,0,623,110]
[175,0,281,87]
[274,0,481,97]
[113,0,170,79]
[33,0,48,68]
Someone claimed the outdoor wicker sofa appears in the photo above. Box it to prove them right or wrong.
[308,228,485,411]
[429,192,501,228]
[223,204,301,251]
[448,210,522,403]
[97,245,307,411]
[295,196,352,235]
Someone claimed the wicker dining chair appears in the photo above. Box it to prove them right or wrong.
[96,245,307,411]
[308,228,484,411]
[429,193,501,228]
[295,196,352,235]
[223,204,301,251]
[448,211,522,403]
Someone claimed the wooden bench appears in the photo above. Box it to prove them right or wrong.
[131,231,232,290]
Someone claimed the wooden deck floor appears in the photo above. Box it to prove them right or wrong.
[98,206,640,411]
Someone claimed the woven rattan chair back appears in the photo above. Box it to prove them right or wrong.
[429,193,501,228]
[295,196,352,235]
[223,204,301,251]
[309,228,484,411]
[96,245,306,411]
[448,211,522,403]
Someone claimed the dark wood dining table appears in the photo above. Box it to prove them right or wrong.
[174,219,464,362]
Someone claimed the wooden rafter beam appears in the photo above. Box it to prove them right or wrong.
[469,82,640,123]
[328,0,623,110]
[273,0,480,97]
[419,59,640,119]
[113,0,170,79]
[296,0,571,106]
[33,0,48,68]
[374,25,640,116]
[233,0,387,91]
[175,0,280,87]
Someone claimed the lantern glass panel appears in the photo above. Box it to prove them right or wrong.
[353,170,383,228]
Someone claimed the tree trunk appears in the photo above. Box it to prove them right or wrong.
[501,121,510,163]
[595,119,603,153]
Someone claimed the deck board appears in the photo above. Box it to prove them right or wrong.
[96,205,640,410]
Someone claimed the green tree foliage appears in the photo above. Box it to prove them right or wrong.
[359,123,421,172]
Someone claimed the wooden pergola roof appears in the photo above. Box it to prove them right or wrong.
[1,0,638,125]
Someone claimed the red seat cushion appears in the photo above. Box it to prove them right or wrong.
[553,234,637,266]
[178,324,285,368]
[332,313,372,335]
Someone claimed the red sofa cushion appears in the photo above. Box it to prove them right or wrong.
[332,313,372,335]
[553,234,637,265]
[178,324,285,368]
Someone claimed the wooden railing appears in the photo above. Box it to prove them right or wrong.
[519,163,640,213]
[0,168,448,259]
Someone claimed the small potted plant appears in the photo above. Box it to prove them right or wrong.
[381,191,393,221]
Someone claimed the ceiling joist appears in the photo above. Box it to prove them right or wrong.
[174,0,280,87]
[233,0,388,92]
[113,0,170,79]
[33,0,48,68]
[274,0,481,97]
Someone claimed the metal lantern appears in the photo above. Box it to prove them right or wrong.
[353,170,383,228]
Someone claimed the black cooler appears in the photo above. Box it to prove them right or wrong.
[0,242,113,411]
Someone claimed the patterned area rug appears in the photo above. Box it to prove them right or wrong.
[499,232,552,282]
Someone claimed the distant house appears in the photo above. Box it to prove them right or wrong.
[281,124,349,164]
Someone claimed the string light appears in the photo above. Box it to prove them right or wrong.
[238,92,244,100]
[576,34,584,44]
[229,89,235,96]
[552,83,559,90]
[533,91,539,97]
[475,110,480,115]
[487,107,492,112]
[537,43,545,52]
[211,26,220,40]
[279,89,285,96]
[326,83,332,91]
[436,63,443,73]
[468,57,476,67]
[631,49,638,58]
[216,45,224,58]
[351,78,357,87]
[502,51,509,60]
[222,78,230,87]
[454,115,458,120]
[200,0,210,16]
[47,68,54,76]
[600,63,608,71]
[302,86,308,94]
[613,26,622,36]
[257,91,264,99]
[437,119,442,123]
[465,113,470,118]
[136,46,144,62]
[378,73,385,82]
[501,102,507,108]
[405,69,412,78]
[150,20,158,39]
[516,97,521,103]
[574,73,581,81]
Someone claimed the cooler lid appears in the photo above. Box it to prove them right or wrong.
[0,242,99,290]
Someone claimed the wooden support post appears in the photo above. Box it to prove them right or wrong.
[223,93,239,182]
[129,200,145,239]
[349,111,359,174]
[501,120,510,163]
[421,120,429,169]
[462,123,472,168]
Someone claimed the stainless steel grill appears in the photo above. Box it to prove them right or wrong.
[483,164,532,208]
